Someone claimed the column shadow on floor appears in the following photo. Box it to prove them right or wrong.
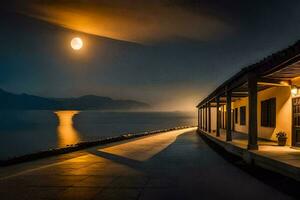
[87,130,194,170]
[87,130,300,199]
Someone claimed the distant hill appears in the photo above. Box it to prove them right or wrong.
[0,88,150,110]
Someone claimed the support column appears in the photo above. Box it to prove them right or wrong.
[248,72,259,150]
[216,96,220,137]
[199,108,202,130]
[208,102,211,133]
[222,105,225,129]
[202,107,204,130]
[226,90,232,141]
[232,109,235,132]
[206,103,209,132]
[205,105,208,131]
[197,108,200,131]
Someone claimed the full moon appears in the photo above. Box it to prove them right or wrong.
[71,37,83,50]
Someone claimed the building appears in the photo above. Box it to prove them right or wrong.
[197,40,300,150]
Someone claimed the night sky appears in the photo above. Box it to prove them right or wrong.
[1,0,300,110]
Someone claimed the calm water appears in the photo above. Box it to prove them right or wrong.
[0,111,196,160]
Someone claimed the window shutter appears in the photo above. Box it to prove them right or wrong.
[270,98,276,127]
[261,98,276,128]
[261,101,264,126]
[240,106,246,125]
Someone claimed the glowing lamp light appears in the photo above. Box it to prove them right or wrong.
[291,86,298,97]
[280,81,289,86]
[71,37,83,50]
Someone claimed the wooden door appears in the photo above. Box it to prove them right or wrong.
[292,97,300,146]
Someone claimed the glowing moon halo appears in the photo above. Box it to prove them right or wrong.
[71,37,83,50]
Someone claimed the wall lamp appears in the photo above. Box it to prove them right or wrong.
[291,85,298,97]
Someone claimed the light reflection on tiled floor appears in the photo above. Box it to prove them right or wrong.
[100,129,186,161]
[208,129,300,168]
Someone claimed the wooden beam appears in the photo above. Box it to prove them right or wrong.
[197,51,300,108]
[260,55,300,77]
[258,77,290,87]
[231,93,249,98]
[232,91,248,94]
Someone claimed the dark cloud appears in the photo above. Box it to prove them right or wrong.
[8,0,233,44]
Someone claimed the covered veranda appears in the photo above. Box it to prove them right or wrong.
[197,40,300,150]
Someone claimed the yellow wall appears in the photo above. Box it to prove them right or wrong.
[232,97,248,134]
[200,78,300,146]
[232,86,292,145]
[292,77,300,88]
[211,107,217,132]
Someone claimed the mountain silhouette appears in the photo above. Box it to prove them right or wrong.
[0,88,150,110]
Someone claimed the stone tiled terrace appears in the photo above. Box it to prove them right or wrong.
[0,127,296,200]
[216,129,278,148]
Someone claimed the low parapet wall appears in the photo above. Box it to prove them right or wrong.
[1,126,196,166]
